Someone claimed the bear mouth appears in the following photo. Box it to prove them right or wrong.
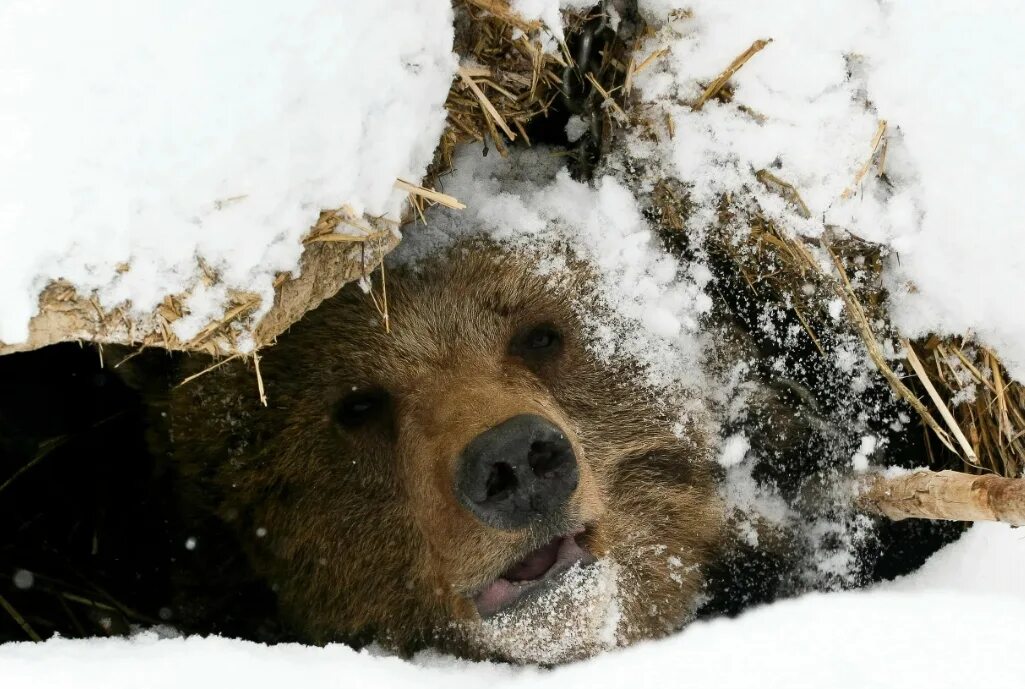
[473,527,596,618]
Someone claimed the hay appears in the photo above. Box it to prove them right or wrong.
[638,46,1025,479]
[0,192,405,360]
[433,0,568,169]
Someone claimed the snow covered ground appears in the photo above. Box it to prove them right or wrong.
[2,524,1023,688]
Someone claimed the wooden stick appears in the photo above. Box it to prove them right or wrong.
[856,469,1025,526]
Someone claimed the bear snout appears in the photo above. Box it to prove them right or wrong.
[456,414,579,530]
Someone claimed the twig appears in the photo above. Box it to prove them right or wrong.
[755,169,811,219]
[841,120,888,200]
[253,351,268,407]
[693,39,772,111]
[187,297,261,347]
[305,228,393,244]
[585,72,628,123]
[0,592,42,642]
[379,258,389,334]
[633,47,669,76]
[457,67,518,141]
[175,352,243,387]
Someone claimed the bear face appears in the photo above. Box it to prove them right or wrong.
[165,241,725,663]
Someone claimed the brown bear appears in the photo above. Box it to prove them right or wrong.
[148,238,789,664]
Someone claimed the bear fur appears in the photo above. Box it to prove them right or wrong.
[142,239,817,663]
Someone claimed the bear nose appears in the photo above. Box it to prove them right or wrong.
[456,414,578,530]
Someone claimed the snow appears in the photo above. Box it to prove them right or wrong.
[510,1,603,41]
[628,0,1025,380]
[0,0,456,346]
[392,146,712,397]
[851,435,878,473]
[717,433,750,468]
[11,570,33,591]
[1,524,1022,688]
[868,1,1025,380]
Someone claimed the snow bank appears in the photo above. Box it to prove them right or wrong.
[869,1,1025,380]
[628,0,1025,380]
[2,524,1022,688]
[0,0,456,347]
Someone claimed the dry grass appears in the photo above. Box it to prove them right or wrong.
[692,38,772,111]
[632,29,1025,478]
[431,0,569,171]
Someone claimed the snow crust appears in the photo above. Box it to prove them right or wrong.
[2,524,1022,688]
[0,0,456,345]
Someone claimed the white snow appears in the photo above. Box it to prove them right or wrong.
[717,433,750,468]
[851,435,878,472]
[869,1,1025,380]
[393,146,712,397]
[1,524,1022,688]
[510,0,602,41]
[11,570,33,591]
[0,0,456,345]
[628,0,1025,380]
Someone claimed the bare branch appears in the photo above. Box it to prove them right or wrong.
[856,470,1025,526]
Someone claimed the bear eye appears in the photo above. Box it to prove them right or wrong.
[510,324,563,359]
[334,388,390,429]
[526,327,558,350]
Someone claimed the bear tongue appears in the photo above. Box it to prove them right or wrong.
[473,538,561,617]
[474,533,593,617]
[502,537,561,582]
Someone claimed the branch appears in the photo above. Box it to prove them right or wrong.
[856,470,1025,527]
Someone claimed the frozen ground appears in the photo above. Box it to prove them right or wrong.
[2,524,1023,688]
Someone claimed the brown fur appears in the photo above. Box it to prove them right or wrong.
[163,241,725,662]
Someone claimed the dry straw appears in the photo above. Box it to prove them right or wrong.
[644,36,1025,478]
